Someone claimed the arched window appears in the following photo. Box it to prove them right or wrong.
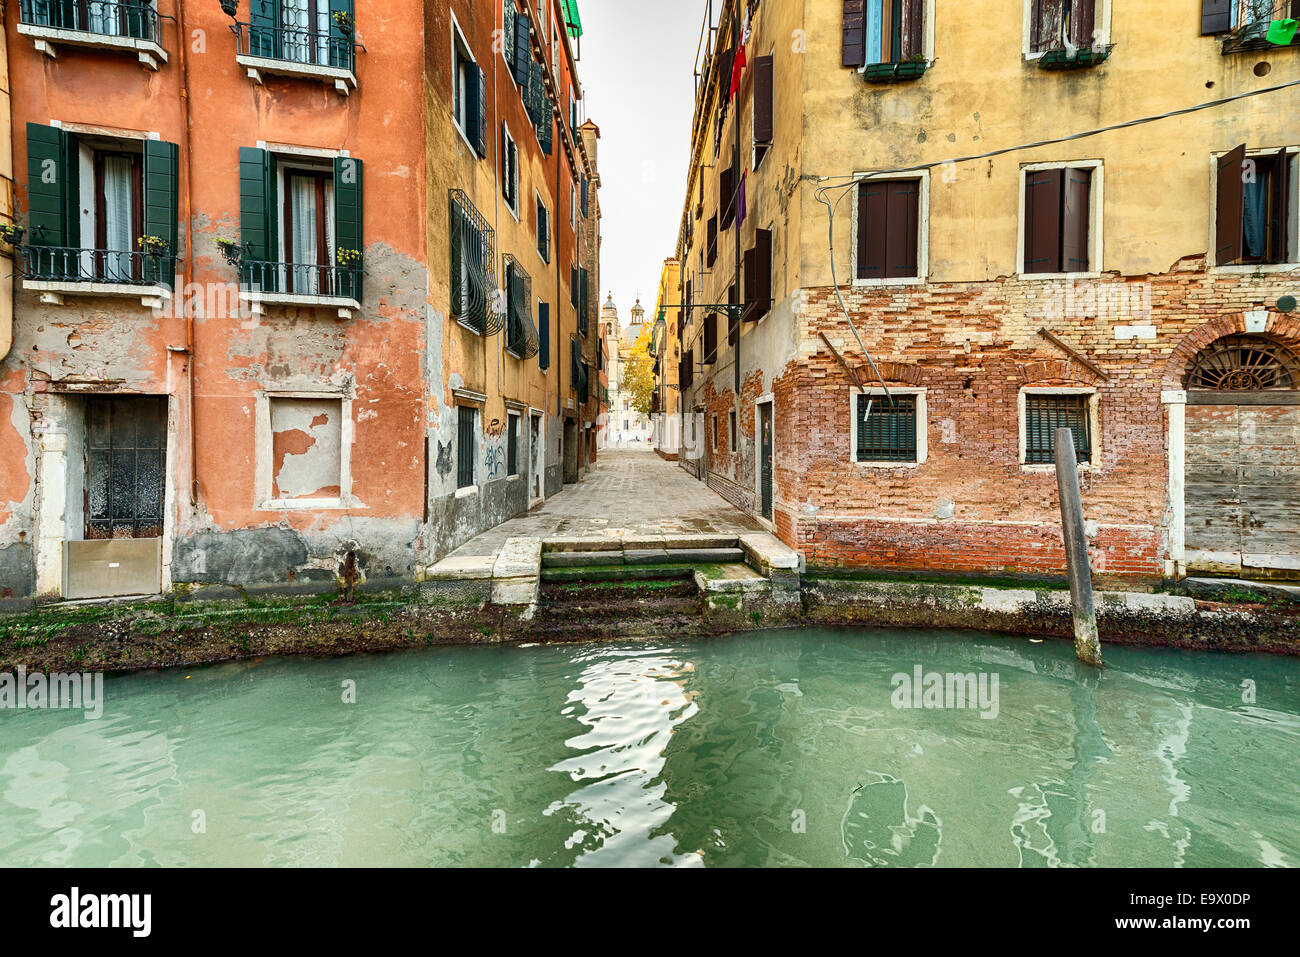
[1186,335,1300,391]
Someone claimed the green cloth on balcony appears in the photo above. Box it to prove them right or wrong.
[1266,19,1298,46]
[562,0,582,38]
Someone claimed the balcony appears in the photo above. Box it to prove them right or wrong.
[17,0,170,69]
[20,245,176,307]
[231,20,360,94]
[237,261,362,317]
[1221,4,1300,55]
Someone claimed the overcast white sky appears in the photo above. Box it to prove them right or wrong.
[577,0,711,327]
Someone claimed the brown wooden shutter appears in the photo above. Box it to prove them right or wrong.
[1062,168,1092,273]
[1031,0,1066,53]
[843,1,867,67]
[857,180,887,279]
[718,48,734,103]
[753,56,774,144]
[1024,168,1064,274]
[755,228,772,318]
[1200,0,1232,35]
[885,180,919,278]
[1215,144,1245,266]
[742,246,757,319]
[720,165,736,229]
[1069,0,1096,48]
[901,0,924,59]
[1272,148,1290,264]
[703,312,717,364]
[707,215,718,267]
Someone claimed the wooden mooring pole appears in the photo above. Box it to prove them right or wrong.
[1055,428,1102,666]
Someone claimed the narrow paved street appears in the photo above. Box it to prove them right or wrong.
[442,450,762,560]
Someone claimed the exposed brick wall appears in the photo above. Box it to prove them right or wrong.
[769,267,1298,580]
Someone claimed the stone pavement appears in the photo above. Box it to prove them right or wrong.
[436,449,763,561]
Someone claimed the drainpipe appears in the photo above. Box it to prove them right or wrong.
[174,0,198,505]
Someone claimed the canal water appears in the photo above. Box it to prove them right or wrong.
[2,629,1297,867]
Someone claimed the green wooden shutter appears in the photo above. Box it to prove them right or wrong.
[538,302,550,369]
[328,0,353,70]
[249,0,280,59]
[142,139,179,284]
[538,101,554,156]
[580,175,588,217]
[26,122,77,250]
[467,65,488,157]
[333,155,364,300]
[239,146,278,290]
[512,11,532,86]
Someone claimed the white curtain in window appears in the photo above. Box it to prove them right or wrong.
[289,176,319,293]
[102,155,134,281]
[281,0,330,64]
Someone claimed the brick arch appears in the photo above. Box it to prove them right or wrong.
[1016,358,1101,386]
[854,360,926,386]
[1161,312,1300,387]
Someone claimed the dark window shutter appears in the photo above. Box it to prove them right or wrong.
[727,282,739,345]
[703,313,717,364]
[249,0,279,58]
[755,228,772,318]
[1272,148,1290,264]
[707,215,718,267]
[1200,0,1232,35]
[720,165,735,229]
[580,175,589,216]
[539,302,550,369]
[902,0,925,59]
[1062,168,1091,273]
[718,48,734,103]
[570,264,579,308]
[1030,0,1066,53]
[1216,145,1245,266]
[333,155,363,299]
[856,180,887,279]
[26,122,77,248]
[1024,168,1064,274]
[467,65,487,157]
[743,246,757,316]
[239,146,278,266]
[843,1,866,68]
[571,336,581,392]
[328,0,354,69]
[884,180,919,278]
[753,56,774,144]
[1069,0,1096,48]
[142,139,179,282]
[512,11,532,86]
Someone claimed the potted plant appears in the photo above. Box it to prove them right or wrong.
[215,237,246,265]
[0,221,24,246]
[219,0,238,17]
[336,247,362,269]
[137,235,169,259]
[332,10,353,35]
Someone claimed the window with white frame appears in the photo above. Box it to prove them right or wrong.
[853,172,928,282]
[1020,389,1097,467]
[1212,145,1298,267]
[851,388,927,465]
[858,0,931,65]
[536,193,550,263]
[501,123,519,214]
[1025,0,1110,57]
[451,18,482,151]
[1020,161,1102,276]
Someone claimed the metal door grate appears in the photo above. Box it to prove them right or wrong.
[86,396,166,539]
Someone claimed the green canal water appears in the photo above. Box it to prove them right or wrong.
[1,629,1297,867]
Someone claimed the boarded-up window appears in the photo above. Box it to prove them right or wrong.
[856,393,917,462]
[1024,394,1091,464]
[270,397,343,500]
[85,396,166,539]
[857,178,920,279]
[1023,166,1092,275]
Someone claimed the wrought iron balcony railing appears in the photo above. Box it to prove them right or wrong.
[238,260,362,301]
[19,0,164,45]
[21,245,175,286]
[232,19,355,74]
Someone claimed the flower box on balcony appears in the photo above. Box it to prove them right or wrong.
[1037,44,1114,71]
[862,59,929,84]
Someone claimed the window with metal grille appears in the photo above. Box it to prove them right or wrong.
[450,190,498,335]
[856,394,917,462]
[1024,394,1091,464]
[457,405,477,488]
[507,412,520,476]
